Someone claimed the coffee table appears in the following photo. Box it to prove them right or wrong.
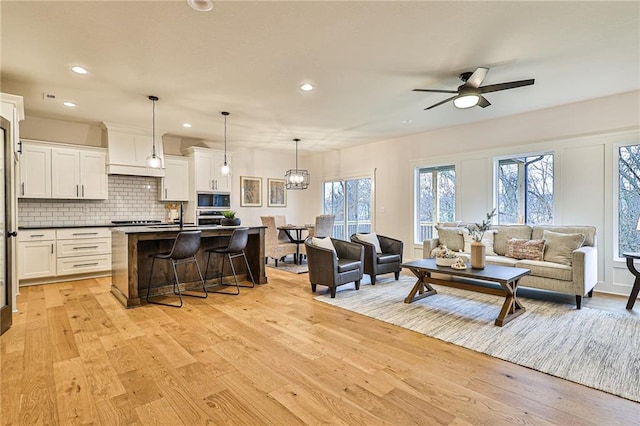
[401,259,531,326]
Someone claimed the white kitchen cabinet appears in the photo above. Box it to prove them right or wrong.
[17,230,56,280]
[19,143,51,198]
[18,227,112,284]
[159,155,189,201]
[20,141,107,200]
[184,146,231,192]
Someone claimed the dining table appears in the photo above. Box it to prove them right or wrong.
[277,224,310,264]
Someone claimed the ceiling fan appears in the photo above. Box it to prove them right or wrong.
[413,67,535,110]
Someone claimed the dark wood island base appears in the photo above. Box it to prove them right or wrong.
[111,226,267,307]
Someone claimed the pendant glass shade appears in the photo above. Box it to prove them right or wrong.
[285,138,310,190]
[147,95,163,169]
[220,111,231,176]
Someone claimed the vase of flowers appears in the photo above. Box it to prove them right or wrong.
[469,209,496,269]
[221,210,241,226]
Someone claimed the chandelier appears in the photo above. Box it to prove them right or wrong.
[285,138,309,190]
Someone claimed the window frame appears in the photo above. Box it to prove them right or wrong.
[493,150,555,225]
[614,141,640,260]
[413,163,457,244]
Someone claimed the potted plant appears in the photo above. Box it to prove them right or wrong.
[221,210,241,226]
[468,208,496,269]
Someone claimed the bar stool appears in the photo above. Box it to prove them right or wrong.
[204,227,256,295]
[146,231,207,307]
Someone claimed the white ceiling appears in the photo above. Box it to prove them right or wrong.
[1,1,638,153]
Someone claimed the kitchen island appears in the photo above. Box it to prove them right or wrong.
[111,225,266,307]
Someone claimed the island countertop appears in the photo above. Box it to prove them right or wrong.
[111,225,267,307]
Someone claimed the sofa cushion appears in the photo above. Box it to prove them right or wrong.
[356,232,382,253]
[491,225,533,256]
[377,253,401,265]
[515,259,573,281]
[435,226,464,252]
[337,258,361,273]
[506,238,545,261]
[543,230,585,266]
[461,228,497,255]
[533,225,596,247]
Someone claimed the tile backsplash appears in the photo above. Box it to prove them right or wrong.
[18,175,181,227]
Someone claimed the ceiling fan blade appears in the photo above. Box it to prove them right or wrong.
[479,79,535,94]
[477,96,491,108]
[413,88,459,94]
[424,95,458,110]
[465,67,489,88]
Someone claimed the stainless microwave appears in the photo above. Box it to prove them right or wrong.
[197,192,230,209]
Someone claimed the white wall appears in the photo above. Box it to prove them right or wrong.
[301,90,640,296]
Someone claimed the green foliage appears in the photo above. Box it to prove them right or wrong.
[222,210,236,219]
[470,209,497,241]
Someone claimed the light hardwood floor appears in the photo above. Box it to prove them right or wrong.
[2,269,638,425]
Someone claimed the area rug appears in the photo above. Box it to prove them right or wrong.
[266,260,308,274]
[314,276,640,403]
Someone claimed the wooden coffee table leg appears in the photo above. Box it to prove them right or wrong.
[404,268,437,304]
[495,279,525,326]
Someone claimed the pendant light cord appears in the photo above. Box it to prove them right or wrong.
[150,96,157,157]
[224,113,227,163]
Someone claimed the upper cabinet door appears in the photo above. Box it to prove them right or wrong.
[19,144,51,198]
[160,156,189,201]
[194,150,215,192]
[51,147,80,199]
[80,151,107,199]
[211,153,230,192]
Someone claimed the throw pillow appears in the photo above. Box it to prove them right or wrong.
[460,228,497,255]
[434,226,465,252]
[356,232,382,253]
[311,237,336,254]
[506,238,545,261]
[543,230,585,266]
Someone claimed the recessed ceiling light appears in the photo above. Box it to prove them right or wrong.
[300,83,314,92]
[182,123,192,128]
[401,119,412,124]
[187,0,213,12]
[63,101,76,108]
[71,66,88,75]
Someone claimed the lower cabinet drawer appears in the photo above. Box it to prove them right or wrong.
[56,254,112,276]
[57,238,111,257]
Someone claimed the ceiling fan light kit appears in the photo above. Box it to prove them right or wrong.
[414,67,535,110]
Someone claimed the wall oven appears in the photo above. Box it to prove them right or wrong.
[196,210,224,226]
[197,192,230,210]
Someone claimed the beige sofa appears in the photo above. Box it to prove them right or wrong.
[423,225,598,309]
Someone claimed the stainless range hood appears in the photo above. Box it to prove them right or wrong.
[102,122,165,177]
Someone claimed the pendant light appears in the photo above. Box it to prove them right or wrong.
[220,111,230,176]
[285,138,309,190]
[146,95,163,169]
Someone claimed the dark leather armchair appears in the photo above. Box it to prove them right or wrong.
[304,238,364,298]
[350,233,403,285]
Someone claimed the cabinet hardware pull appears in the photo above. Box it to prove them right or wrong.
[73,246,99,250]
[30,234,45,237]
[18,140,22,154]
[21,182,24,196]
[165,188,167,199]
[51,243,54,254]
[76,185,79,197]
[72,232,99,236]
[82,185,85,197]
[73,262,99,268]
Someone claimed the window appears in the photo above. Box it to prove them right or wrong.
[323,177,372,240]
[415,165,455,243]
[497,154,553,225]
[618,144,640,256]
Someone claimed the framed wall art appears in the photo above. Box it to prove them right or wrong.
[267,178,287,207]
[240,176,262,207]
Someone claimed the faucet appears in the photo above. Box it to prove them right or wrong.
[179,202,184,228]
